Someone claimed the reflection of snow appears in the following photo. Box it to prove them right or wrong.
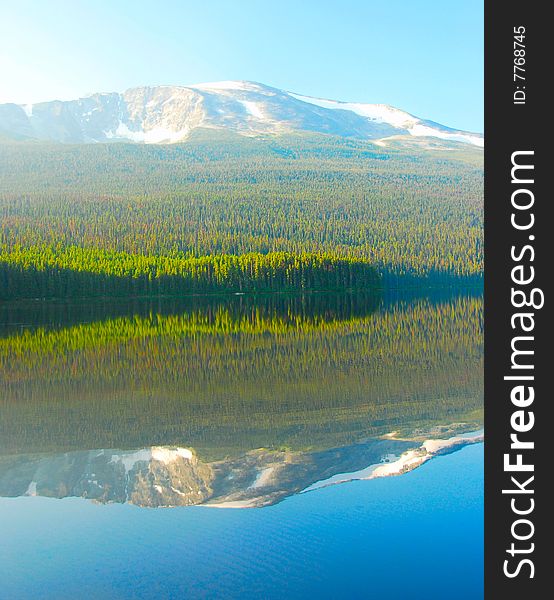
[203,498,261,509]
[370,450,426,478]
[109,447,193,473]
[302,430,484,493]
[248,467,275,489]
[151,447,193,463]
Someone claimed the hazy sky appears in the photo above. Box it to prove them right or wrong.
[0,0,483,132]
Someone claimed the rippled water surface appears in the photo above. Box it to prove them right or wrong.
[0,289,483,598]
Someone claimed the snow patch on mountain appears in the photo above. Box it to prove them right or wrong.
[409,123,484,147]
[191,80,262,92]
[241,100,265,119]
[290,92,483,147]
[289,93,417,127]
[104,121,190,143]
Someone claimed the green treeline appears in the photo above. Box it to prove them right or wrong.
[0,245,380,300]
[0,133,483,282]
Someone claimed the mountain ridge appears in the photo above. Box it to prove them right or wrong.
[0,80,483,147]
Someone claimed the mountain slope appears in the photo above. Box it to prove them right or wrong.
[0,131,484,280]
[0,81,483,147]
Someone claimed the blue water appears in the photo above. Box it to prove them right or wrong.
[0,444,483,600]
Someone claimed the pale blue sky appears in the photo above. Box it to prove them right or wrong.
[0,0,483,132]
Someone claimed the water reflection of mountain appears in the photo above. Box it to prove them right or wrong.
[0,290,483,459]
[0,431,483,509]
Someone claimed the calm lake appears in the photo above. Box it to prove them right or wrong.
[0,288,483,598]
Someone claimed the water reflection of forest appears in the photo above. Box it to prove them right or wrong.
[0,291,483,458]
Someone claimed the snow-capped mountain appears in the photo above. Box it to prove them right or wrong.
[0,81,483,147]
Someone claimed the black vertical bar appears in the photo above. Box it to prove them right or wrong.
[485,1,547,596]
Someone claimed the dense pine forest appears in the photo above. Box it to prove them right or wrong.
[0,246,380,299]
[0,131,483,299]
